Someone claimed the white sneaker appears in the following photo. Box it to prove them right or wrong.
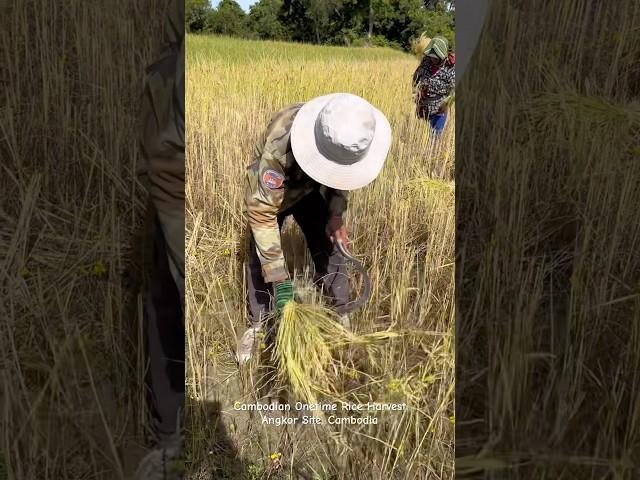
[339,314,351,330]
[237,325,263,365]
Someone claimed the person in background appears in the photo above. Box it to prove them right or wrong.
[412,36,456,136]
[134,0,185,478]
[237,93,392,364]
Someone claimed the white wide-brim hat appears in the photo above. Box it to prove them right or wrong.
[290,93,392,191]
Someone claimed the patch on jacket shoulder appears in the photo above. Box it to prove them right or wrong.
[262,169,284,189]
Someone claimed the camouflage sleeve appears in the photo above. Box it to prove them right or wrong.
[245,153,288,284]
[325,188,349,217]
[138,0,184,215]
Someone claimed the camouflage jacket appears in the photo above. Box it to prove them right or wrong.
[412,55,455,118]
[244,103,349,283]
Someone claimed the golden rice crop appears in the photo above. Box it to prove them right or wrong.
[274,302,338,406]
[274,302,400,407]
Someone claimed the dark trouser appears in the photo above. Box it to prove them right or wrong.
[416,105,448,136]
[429,112,448,135]
[246,191,350,325]
[144,214,185,443]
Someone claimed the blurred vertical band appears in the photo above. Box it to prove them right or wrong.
[454,0,488,85]
[138,0,186,452]
[456,1,640,478]
[0,0,183,477]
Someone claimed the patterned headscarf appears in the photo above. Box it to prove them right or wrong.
[424,37,449,61]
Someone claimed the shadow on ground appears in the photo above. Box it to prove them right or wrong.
[187,400,247,479]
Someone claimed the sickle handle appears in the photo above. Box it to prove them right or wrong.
[335,240,372,314]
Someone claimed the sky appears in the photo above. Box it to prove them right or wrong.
[211,0,256,13]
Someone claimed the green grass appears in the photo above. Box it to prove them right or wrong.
[187,34,413,64]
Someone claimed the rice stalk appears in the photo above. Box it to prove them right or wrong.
[274,302,401,406]
[411,33,431,59]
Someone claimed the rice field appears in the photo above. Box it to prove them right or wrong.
[186,35,455,479]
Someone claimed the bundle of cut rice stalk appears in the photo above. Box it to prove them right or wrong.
[411,32,431,59]
[274,301,399,406]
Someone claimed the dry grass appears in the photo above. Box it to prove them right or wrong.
[457,1,640,478]
[0,1,168,478]
[186,35,455,479]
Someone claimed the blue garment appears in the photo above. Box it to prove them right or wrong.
[428,112,447,135]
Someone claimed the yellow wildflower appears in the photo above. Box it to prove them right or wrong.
[386,379,402,392]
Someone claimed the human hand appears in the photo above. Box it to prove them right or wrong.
[326,215,351,249]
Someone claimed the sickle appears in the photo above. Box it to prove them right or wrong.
[335,240,372,314]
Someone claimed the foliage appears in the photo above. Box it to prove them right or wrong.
[423,0,454,11]
[370,34,402,50]
[186,0,211,32]
[248,0,290,40]
[411,4,455,48]
[189,0,455,52]
[206,0,251,37]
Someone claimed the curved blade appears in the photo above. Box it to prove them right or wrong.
[336,240,372,314]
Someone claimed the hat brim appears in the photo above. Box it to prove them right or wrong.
[290,93,392,191]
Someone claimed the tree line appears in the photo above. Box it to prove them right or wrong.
[186,0,455,51]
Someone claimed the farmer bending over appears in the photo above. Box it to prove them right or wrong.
[238,93,392,364]
[412,36,456,136]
